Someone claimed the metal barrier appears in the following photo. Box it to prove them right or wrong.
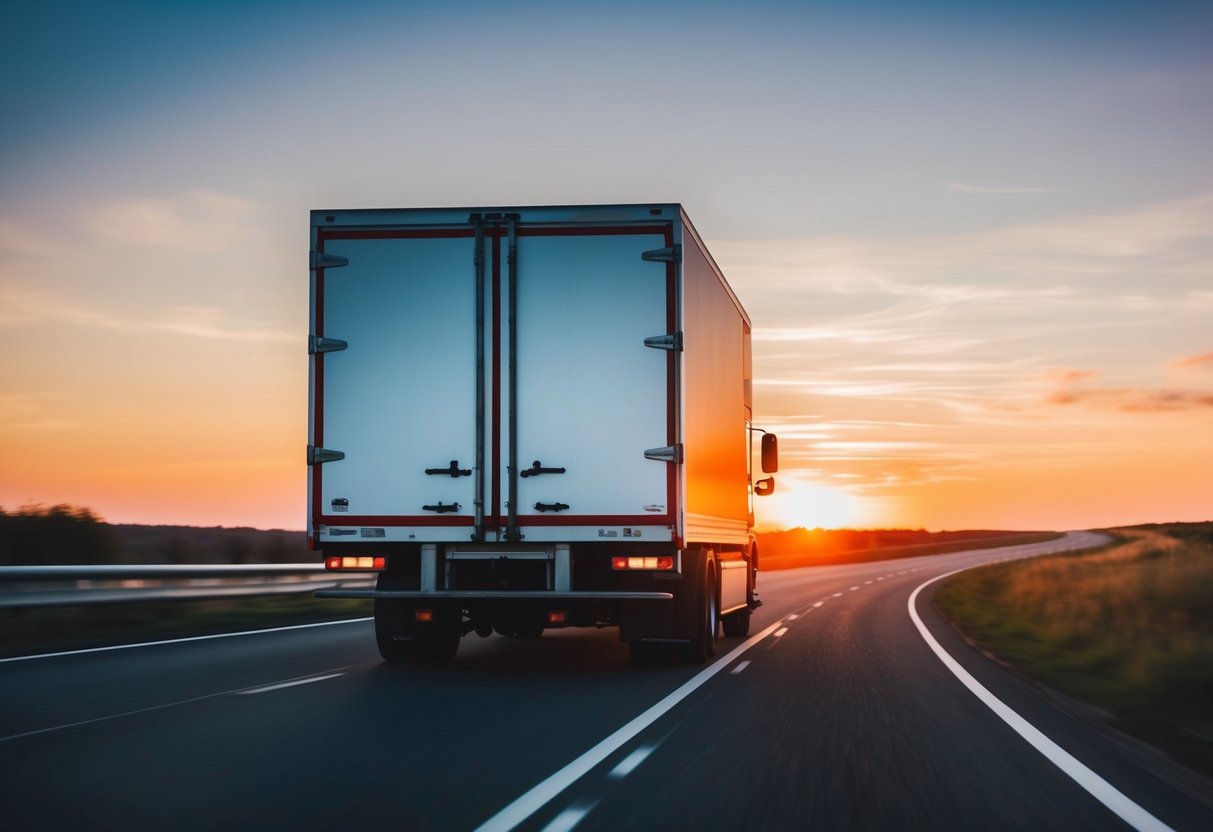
[0,564,375,610]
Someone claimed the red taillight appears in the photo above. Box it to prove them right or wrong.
[612,556,675,570]
[415,609,433,623]
[324,555,387,570]
[547,610,567,625]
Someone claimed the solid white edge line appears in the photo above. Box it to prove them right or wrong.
[235,672,345,695]
[0,617,374,664]
[908,556,1174,832]
[473,618,785,832]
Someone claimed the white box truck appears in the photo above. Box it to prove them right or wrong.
[310,204,777,664]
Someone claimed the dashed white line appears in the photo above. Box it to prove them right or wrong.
[236,672,345,695]
[731,660,752,675]
[812,601,825,608]
[832,592,843,597]
[540,802,595,832]
[774,627,788,638]
[473,617,784,832]
[909,560,1173,832]
[786,614,799,620]
[850,586,860,591]
[608,745,659,779]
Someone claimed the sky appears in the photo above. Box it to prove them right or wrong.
[1,0,1211,532]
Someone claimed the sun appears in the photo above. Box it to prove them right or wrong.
[758,480,858,530]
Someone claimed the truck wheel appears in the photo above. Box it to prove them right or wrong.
[722,607,751,637]
[374,599,417,662]
[677,558,719,664]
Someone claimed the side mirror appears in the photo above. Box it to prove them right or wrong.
[761,433,779,473]
[755,477,775,497]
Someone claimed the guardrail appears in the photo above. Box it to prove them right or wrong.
[0,564,376,610]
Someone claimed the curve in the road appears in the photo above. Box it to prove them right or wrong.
[908,539,1173,832]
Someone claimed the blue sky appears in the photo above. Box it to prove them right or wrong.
[2,1,1211,529]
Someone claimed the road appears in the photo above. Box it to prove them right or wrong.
[2,532,1211,831]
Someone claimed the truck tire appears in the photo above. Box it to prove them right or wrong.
[677,556,719,664]
[722,607,751,637]
[375,598,417,662]
[375,601,460,663]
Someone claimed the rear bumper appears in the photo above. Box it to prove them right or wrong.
[314,589,672,601]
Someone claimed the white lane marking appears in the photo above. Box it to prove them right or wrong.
[473,618,785,832]
[850,586,860,591]
[731,660,751,675]
[540,802,595,832]
[864,580,873,585]
[0,666,353,743]
[832,592,843,597]
[608,744,659,779]
[908,566,1174,832]
[774,627,788,638]
[812,601,825,608]
[876,577,885,581]
[236,672,344,695]
[0,617,374,664]
[786,614,799,620]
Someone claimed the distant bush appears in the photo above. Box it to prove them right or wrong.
[0,504,121,566]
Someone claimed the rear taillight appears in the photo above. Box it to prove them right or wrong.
[611,556,675,570]
[324,556,387,570]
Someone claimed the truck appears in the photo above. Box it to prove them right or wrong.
[309,203,777,664]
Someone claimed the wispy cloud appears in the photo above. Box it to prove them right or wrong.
[1171,350,1213,371]
[83,190,257,253]
[1047,367,1213,413]
[948,182,1059,195]
[0,286,295,343]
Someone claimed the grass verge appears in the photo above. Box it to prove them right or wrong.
[0,594,372,659]
[936,523,1213,776]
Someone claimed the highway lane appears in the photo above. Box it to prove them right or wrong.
[2,533,1211,831]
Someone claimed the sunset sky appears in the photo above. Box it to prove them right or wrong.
[2,0,1210,532]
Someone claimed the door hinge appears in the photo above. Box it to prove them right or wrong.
[643,332,683,352]
[310,251,349,270]
[644,444,684,464]
[641,244,681,263]
[308,335,348,355]
[534,502,570,513]
[308,446,345,465]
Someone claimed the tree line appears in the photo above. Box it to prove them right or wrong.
[0,504,309,566]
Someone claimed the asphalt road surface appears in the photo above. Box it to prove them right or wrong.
[3,532,1211,831]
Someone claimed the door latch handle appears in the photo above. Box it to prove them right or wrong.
[422,502,461,513]
[533,502,569,512]
[425,460,471,477]
[519,460,566,478]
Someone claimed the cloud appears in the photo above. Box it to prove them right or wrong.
[149,307,296,343]
[1047,368,1213,413]
[83,190,257,253]
[1171,350,1213,371]
[0,286,295,343]
[948,182,1059,195]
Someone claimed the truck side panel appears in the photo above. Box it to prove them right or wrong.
[680,218,751,546]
